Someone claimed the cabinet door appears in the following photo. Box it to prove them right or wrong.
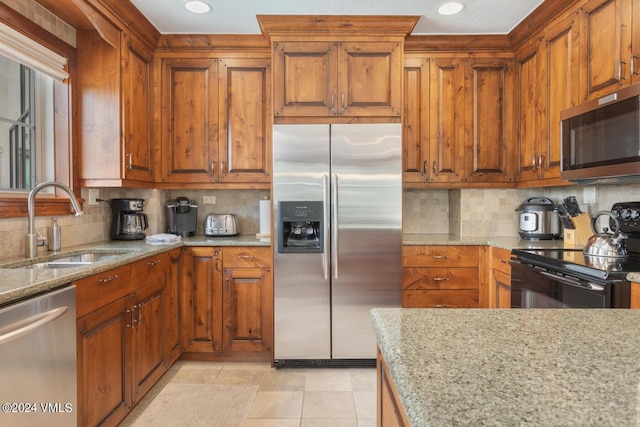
[494,269,512,308]
[77,296,132,427]
[131,273,167,403]
[273,41,338,117]
[121,32,154,182]
[181,247,223,353]
[402,56,430,183]
[541,13,581,179]
[218,58,272,182]
[580,0,631,99]
[515,43,543,181]
[338,42,403,117]
[466,59,514,183]
[161,58,218,183]
[166,249,182,364]
[222,267,273,353]
[429,58,466,183]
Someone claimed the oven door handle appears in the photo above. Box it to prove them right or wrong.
[537,270,605,291]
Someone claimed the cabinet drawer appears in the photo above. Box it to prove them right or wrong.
[131,252,170,285]
[491,247,512,275]
[403,246,479,268]
[75,265,132,318]
[403,267,478,290]
[223,247,271,268]
[402,290,479,308]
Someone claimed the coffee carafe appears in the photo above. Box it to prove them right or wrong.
[110,198,148,240]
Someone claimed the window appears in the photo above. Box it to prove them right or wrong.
[0,57,55,191]
[0,9,77,218]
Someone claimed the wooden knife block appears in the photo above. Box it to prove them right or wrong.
[563,213,592,249]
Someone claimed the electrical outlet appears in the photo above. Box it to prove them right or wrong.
[203,196,216,205]
[583,186,596,205]
[88,189,99,206]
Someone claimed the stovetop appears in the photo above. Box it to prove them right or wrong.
[512,202,640,281]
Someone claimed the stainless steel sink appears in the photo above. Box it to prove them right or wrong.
[20,252,127,269]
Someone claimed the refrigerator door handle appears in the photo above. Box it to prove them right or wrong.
[332,173,339,279]
[322,173,330,280]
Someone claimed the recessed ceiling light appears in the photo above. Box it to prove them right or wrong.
[185,0,212,14]
[437,2,465,16]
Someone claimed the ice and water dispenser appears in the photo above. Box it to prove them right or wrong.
[278,201,323,253]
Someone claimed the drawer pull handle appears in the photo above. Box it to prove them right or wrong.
[433,276,449,281]
[499,259,509,264]
[147,259,161,266]
[239,255,254,259]
[98,274,118,284]
[434,304,449,308]
[432,255,449,259]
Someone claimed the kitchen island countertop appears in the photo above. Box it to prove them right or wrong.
[0,235,270,306]
[371,308,640,427]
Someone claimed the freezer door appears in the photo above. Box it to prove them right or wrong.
[330,123,402,359]
[273,124,332,359]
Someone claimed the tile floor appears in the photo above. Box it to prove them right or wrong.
[121,361,377,427]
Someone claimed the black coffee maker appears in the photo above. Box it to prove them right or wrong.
[165,197,198,237]
[110,198,148,240]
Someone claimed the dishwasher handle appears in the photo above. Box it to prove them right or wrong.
[0,306,69,346]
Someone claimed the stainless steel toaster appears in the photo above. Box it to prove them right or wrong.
[204,213,239,236]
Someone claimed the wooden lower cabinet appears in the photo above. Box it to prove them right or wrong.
[402,245,480,308]
[223,266,272,353]
[377,347,409,427]
[490,246,512,308]
[77,294,131,427]
[181,247,223,353]
[181,246,273,360]
[76,254,174,427]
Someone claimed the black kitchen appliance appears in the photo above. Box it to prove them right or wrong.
[110,198,148,240]
[165,197,198,237]
[510,202,640,308]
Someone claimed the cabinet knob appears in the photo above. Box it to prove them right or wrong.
[433,276,450,281]
[210,161,216,176]
[147,259,161,266]
[422,160,427,176]
[632,55,639,76]
[432,255,449,259]
[329,92,336,113]
[98,274,118,284]
[434,304,449,308]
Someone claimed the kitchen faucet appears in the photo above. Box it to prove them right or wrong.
[25,181,84,258]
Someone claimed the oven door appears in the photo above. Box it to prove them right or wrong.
[510,260,612,308]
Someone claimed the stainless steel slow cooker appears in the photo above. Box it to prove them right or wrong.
[515,197,561,240]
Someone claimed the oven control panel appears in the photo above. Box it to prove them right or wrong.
[611,202,640,233]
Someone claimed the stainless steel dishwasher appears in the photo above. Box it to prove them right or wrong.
[0,285,77,427]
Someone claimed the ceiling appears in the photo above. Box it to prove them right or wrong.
[128,0,545,35]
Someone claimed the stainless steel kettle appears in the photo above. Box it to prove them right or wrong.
[583,211,629,258]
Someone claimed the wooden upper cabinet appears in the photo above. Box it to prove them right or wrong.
[218,58,272,182]
[402,56,430,183]
[515,42,543,182]
[273,41,338,117]
[122,32,154,183]
[273,41,402,118]
[160,56,271,184]
[465,59,514,183]
[161,58,218,183]
[540,12,581,180]
[77,29,155,187]
[429,58,466,183]
[580,0,633,99]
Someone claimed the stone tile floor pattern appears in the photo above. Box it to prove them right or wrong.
[121,361,377,427]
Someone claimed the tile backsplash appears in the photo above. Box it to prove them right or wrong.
[1,183,639,260]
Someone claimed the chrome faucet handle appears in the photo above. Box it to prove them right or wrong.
[35,228,48,247]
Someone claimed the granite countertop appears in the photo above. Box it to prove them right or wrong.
[371,308,640,427]
[0,234,270,306]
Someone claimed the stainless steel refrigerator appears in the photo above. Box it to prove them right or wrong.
[272,123,402,365]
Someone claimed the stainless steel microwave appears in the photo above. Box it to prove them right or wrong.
[561,83,640,183]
